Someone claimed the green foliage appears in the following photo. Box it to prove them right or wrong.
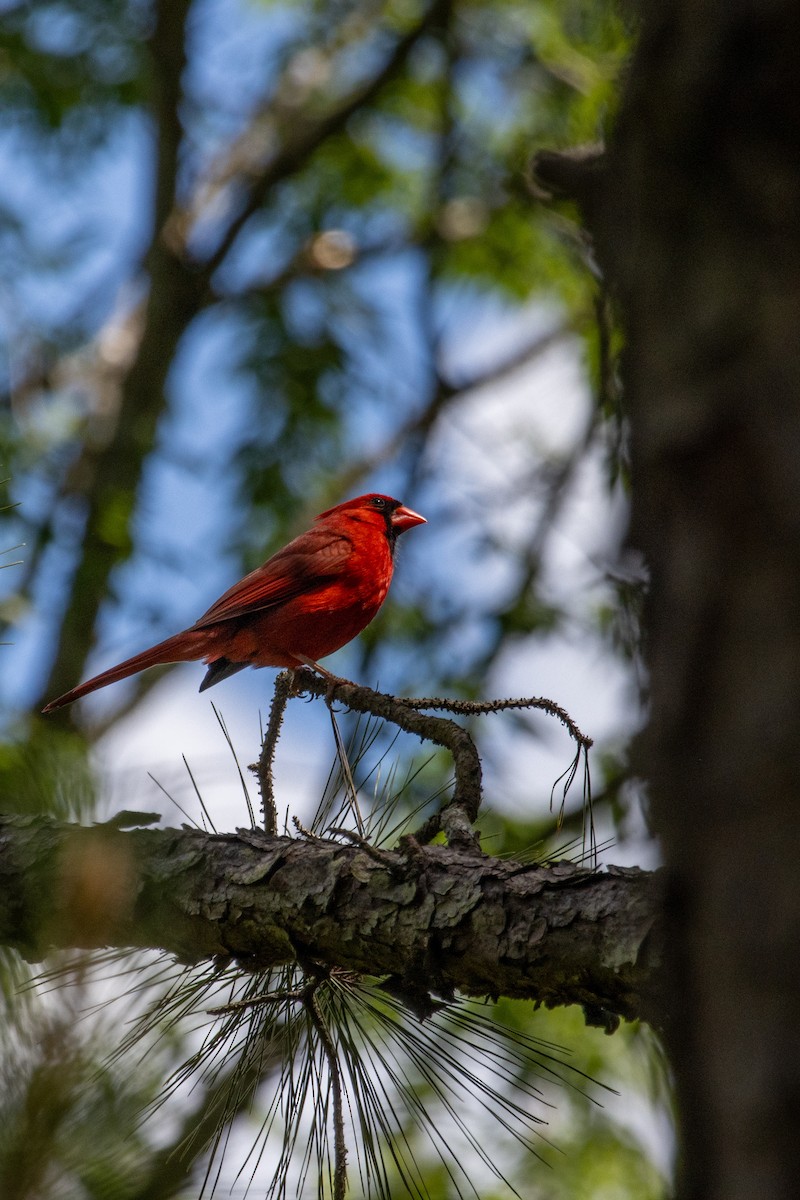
[0,728,95,820]
[0,0,147,140]
[482,1002,669,1200]
[0,991,164,1200]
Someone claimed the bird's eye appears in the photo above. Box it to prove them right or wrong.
[370,497,388,509]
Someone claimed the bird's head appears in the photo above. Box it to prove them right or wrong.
[318,493,426,543]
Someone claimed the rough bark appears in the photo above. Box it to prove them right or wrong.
[0,814,662,1028]
[589,2,800,1198]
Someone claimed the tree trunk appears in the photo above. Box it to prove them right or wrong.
[594,2,800,1197]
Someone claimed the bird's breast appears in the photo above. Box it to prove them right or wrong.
[219,537,394,667]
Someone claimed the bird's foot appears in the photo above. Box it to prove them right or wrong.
[294,655,358,704]
[295,654,335,680]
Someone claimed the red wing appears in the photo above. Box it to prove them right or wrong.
[192,527,353,629]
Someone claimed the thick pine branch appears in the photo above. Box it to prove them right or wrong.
[0,814,662,1029]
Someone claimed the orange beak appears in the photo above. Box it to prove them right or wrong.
[391,505,427,532]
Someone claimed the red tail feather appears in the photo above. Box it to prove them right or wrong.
[41,630,207,713]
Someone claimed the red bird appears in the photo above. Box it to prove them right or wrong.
[42,493,425,713]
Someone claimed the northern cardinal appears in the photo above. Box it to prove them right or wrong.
[43,493,425,713]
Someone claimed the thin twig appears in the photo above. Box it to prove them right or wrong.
[327,827,398,869]
[306,983,348,1200]
[293,814,321,839]
[396,694,593,752]
[208,986,307,1016]
[401,692,595,861]
[211,704,255,827]
[253,670,297,833]
[327,705,365,835]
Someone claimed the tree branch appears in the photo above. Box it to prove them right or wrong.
[199,0,454,284]
[0,814,663,1029]
[37,0,200,713]
[529,143,607,221]
[289,669,484,846]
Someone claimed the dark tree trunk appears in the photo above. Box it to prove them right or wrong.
[594,2,800,1197]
